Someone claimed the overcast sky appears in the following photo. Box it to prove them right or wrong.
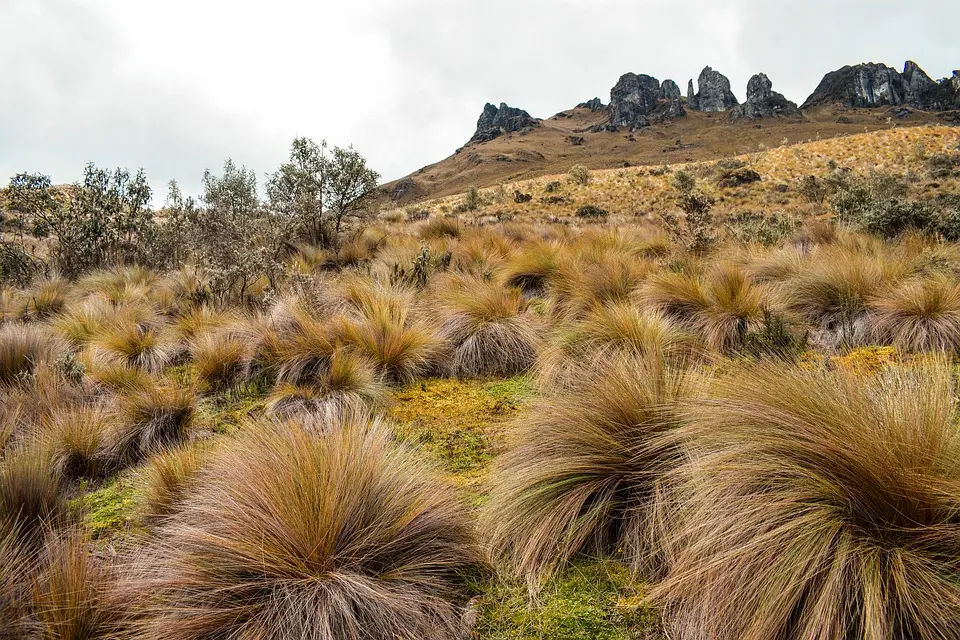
[2,0,958,199]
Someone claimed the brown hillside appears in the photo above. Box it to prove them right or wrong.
[384,105,955,205]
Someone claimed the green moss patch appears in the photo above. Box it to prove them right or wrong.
[390,377,534,499]
[475,561,659,639]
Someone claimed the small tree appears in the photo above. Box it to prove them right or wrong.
[2,173,53,284]
[663,190,716,254]
[267,138,380,250]
[187,160,285,304]
[325,145,380,246]
[464,185,480,211]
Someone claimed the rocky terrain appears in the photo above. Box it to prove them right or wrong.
[385,59,958,204]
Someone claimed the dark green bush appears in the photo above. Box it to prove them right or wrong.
[576,205,609,219]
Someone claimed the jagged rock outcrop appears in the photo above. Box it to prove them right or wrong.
[730,73,802,121]
[688,66,739,112]
[577,97,606,111]
[902,61,938,105]
[802,61,960,111]
[608,72,685,130]
[470,103,540,144]
[660,79,681,101]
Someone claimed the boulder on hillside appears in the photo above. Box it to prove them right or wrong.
[577,97,606,111]
[731,73,802,121]
[470,103,540,144]
[801,61,960,111]
[660,79,682,101]
[688,66,739,112]
[608,72,685,130]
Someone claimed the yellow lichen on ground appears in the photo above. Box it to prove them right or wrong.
[830,346,900,376]
[390,377,533,503]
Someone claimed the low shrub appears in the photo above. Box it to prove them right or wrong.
[576,205,608,219]
[569,165,590,185]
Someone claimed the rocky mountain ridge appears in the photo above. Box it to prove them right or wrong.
[467,59,958,144]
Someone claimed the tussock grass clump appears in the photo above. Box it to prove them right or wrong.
[651,360,960,639]
[538,303,705,388]
[37,406,111,482]
[642,266,766,352]
[266,349,389,422]
[19,275,71,321]
[869,275,960,352]
[140,445,207,522]
[0,323,64,386]
[0,522,34,636]
[33,528,121,639]
[91,316,178,373]
[0,451,71,547]
[171,305,240,342]
[128,417,482,639]
[547,253,654,322]
[419,215,463,240]
[434,277,540,378]
[498,241,566,296]
[189,329,254,391]
[484,354,697,592]
[781,247,907,348]
[106,384,195,467]
[262,308,340,386]
[51,301,110,347]
[338,315,439,384]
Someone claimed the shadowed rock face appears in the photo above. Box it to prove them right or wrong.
[608,73,685,130]
[688,66,739,112]
[802,61,960,111]
[731,73,802,121]
[470,103,540,144]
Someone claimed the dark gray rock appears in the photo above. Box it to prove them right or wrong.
[470,102,539,144]
[730,73,802,121]
[689,66,739,112]
[577,97,605,111]
[687,79,698,110]
[802,62,906,109]
[609,73,662,128]
[660,79,682,101]
[802,61,960,111]
[902,60,938,106]
[608,73,686,130]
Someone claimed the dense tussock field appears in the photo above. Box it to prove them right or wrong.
[2,130,960,638]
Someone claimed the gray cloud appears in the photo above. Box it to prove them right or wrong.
[2,0,957,197]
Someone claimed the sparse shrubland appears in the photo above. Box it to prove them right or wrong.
[0,127,959,638]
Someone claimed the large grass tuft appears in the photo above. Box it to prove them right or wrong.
[106,383,195,467]
[0,323,65,387]
[868,274,960,352]
[650,360,960,639]
[434,277,541,378]
[127,416,483,639]
[483,353,696,592]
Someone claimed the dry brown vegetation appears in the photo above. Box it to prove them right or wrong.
[1,126,960,638]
